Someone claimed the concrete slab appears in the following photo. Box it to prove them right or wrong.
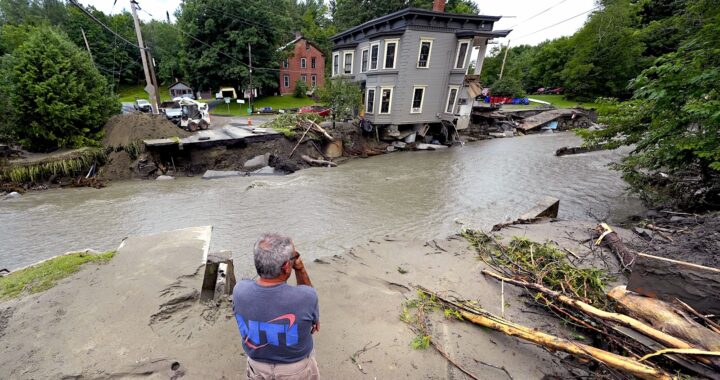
[202,170,244,179]
[143,125,281,149]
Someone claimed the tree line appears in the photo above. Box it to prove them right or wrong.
[483,0,718,210]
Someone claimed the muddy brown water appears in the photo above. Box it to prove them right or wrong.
[0,133,643,274]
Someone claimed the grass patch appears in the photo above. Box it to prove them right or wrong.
[0,251,115,301]
[117,84,171,103]
[210,95,317,116]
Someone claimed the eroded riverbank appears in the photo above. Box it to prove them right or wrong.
[0,133,643,271]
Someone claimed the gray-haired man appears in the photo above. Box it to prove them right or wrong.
[232,234,320,379]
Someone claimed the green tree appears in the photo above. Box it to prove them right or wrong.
[144,20,182,84]
[579,0,720,210]
[6,26,119,151]
[490,76,525,97]
[177,0,292,95]
[319,78,361,121]
[293,79,308,98]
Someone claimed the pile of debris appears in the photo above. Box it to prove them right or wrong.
[403,200,720,380]
[465,107,599,139]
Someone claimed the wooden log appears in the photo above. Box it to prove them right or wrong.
[289,122,313,158]
[594,223,636,271]
[418,286,674,380]
[627,253,720,316]
[309,121,334,141]
[608,286,720,353]
[555,145,604,156]
[482,270,699,353]
[301,154,337,167]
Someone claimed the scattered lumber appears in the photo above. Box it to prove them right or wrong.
[608,286,720,354]
[301,154,337,167]
[417,286,673,380]
[593,223,636,271]
[309,121,334,141]
[627,253,720,315]
[289,122,314,158]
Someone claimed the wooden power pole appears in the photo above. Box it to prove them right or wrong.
[499,39,511,80]
[80,27,94,64]
[248,43,253,112]
[130,0,159,114]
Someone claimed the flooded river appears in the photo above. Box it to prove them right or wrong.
[0,133,643,274]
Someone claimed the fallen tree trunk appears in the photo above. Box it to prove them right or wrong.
[555,145,605,156]
[309,121,334,141]
[301,154,337,167]
[482,270,698,352]
[594,223,636,271]
[417,286,673,380]
[460,311,672,380]
[608,286,720,354]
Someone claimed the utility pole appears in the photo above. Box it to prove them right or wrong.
[130,0,159,114]
[499,39,511,80]
[80,28,94,64]
[248,43,253,113]
[146,51,162,108]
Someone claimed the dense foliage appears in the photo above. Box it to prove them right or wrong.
[5,27,119,151]
[319,78,361,121]
[579,0,720,210]
[490,77,525,98]
[293,79,308,98]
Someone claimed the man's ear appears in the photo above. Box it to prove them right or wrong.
[282,261,293,275]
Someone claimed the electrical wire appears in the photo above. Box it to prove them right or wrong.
[67,0,142,49]
[508,0,569,29]
[512,6,600,41]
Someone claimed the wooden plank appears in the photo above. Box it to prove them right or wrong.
[628,253,720,315]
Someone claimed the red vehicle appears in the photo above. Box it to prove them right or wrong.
[298,105,331,117]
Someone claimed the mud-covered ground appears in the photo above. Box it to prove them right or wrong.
[626,210,720,268]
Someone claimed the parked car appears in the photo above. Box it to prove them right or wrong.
[298,105,331,117]
[159,100,182,124]
[546,87,564,95]
[134,98,152,113]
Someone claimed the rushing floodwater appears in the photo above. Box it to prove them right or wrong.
[0,133,643,274]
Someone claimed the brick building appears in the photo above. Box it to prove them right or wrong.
[278,34,325,95]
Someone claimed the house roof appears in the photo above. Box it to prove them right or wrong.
[331,7,503,41]
[277,35,325,56]
[168,80,192,89]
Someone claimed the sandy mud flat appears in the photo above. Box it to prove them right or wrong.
[0,221,634,379]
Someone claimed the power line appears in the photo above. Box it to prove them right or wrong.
[67,0,142,50]
[512,6,600,41]
[508,0,569,28]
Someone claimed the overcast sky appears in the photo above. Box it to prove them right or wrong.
[80,0,598,47]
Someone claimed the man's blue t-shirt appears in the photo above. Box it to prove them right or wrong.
[232,280,319,364]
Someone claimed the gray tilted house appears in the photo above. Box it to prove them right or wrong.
[330,1,510,141]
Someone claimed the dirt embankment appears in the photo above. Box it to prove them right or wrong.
[99,113,190,181]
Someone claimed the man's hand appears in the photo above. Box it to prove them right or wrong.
[293,256,305,271]
[311,322,320,334]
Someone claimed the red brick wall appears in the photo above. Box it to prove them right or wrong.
[279,38,325,95]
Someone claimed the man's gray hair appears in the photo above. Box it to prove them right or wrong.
[253,233,294,279]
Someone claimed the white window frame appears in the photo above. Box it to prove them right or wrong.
[332,52,340,76]
[283,75,290,88]
[360,47,369,73]
[366,88,376,114]
[445,86,459,113]
[300,58,307,69]
[416,39,433,69]
[342,51,354,75]
[454,40,471,69]
[311,75,317,87]
[410,85,426,114]
[383,39,399,70]
[379,86,394,114]
[369,42,380,71]
[301,75,307,83]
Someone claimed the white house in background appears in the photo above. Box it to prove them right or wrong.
[168,81,194,99]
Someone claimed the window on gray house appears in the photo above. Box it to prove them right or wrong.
[311,57,316,69]
[418,41,431,68]
[344,52,353,74]
[455,41,469,69]
[446,87,458,113]
[366,89,375,113]
[333,54,339,75]
[412,87,424,113]
[384,42,397,69]
[370,44,379,70]
[380,88,392,113]
[361,49,368,72]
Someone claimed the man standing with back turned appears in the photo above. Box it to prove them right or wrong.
[233,233,320,379]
